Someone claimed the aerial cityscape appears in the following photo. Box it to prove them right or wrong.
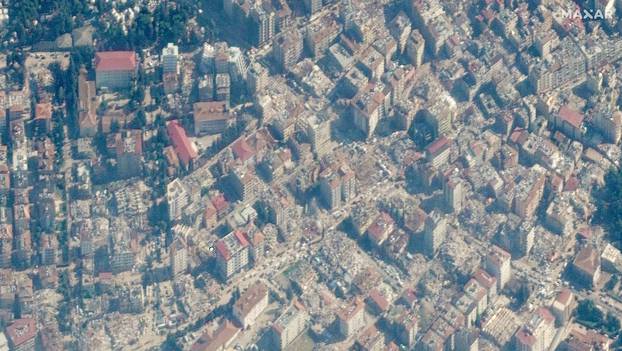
[0,0,621,350]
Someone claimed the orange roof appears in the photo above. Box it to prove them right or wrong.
[167,120,198,167]
[95,51,137,71]
[191,320,240,351]
[426,136,451,156]
[231,138,255,162]
[35,103,52,120]
[6,318,37,347]
[558,105,584,130]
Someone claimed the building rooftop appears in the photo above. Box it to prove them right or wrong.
[5,318,36,348]
[337,297,365,322]
[233,281,269,320]
[191,319,240,351]
[167,120,198,166]
[215,230,250,261]
[95,51,137,72]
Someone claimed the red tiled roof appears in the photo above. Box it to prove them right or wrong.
[211,193,229,214]
[204,205,217,220]
[6,318,37,347]
[556,288,573,305]
[367,212,394,245]
[233,230,250,248]
[537,307,555,324]
[426,136,450,157]
[231,138,255,162]
[98,272,113,281]
[215,241,231,260]
[191,320,240,351]
[515,327,537,346]
[473,268,497,289]
[35,103,52,120]
[167,120,198,167]
[95,51,137,72]
[577,226,592,240]
[559,105,584,130]
[573,246,600,276]
[400,288,417,306]
[564,177,579,192]
[509,128,528,145]
[367,289,390,312]
[488,245,511,265]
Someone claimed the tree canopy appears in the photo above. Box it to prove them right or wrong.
[593,161,622,250]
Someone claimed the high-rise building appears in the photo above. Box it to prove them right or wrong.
[513,307,555,351]
[513,167,546,220]
[271,301,308,350]
[550,288,574,327]
[351,83,386,139]
[166,178,190,221]
[455,328,479,351]
[304,14,341,57]
[337,298,366,337]
[425,136,451,168]
[250,5,276,46]
[39,234,58,266]
[304,0,323,15]
[247,60,268,95]
[215,73,231,108]
[114,130,144,179]
[423,108,452,138]
[214,43,230,74]
[389,11,412,55]
[570,246,601,288]
[319,164,356,210]
[593,109,622,144]
[215,230,250,280]
[227,46,248,82]
[443,174,464,213]
[303,113,332,157]
[230,166,260,203]
[423,211,447,257]
[233,281,269,329]
[409,0,451,57]
[110,248,135,273]
[485,245,512,290]
[169,237,188,276]
[394,310,418,348]
[366,212,395,247]
[0,224,11,268]
[273,29,303,72]
[161,43,179,75]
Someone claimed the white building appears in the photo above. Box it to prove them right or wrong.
[166,179,190,221]
[233,281,269,328]
[161,43,180,75]
[485,245,512,290]
[169,237,188,276]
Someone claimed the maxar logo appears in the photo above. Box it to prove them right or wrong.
[562,7,614,21]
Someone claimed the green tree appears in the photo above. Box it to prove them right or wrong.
[605,312,621,335]
[593,160,622,249]
[576,299,604,326]
[131,109,147,129]
[162,334,181,351]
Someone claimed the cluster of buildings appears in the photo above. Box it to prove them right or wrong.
[2,0,622,349]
